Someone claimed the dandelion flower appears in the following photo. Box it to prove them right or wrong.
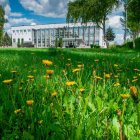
[26,100,34,106]
[77,64,84,68]
[114,64,118,67]
[3,79,13,84]
[66,81,76,86]
[42,60,53,66]
[51,92,57,97]
[132,79,138,82]
[72,68,80,73]
[130,86,138,97]
[11,70,17,73]
[134,68,140,72]
[137,130,140,135]
[105,74,111,78]
[46,70,54,75]
[14,109,22,114]
[80,88,85,93]
[27,75,34,79]
[114,82,120,87]
[120,94,130,99]
[95,76,102,80]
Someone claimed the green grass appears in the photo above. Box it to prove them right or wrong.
[0,48,140,139]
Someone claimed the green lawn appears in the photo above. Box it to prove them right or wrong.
[0,48,140,139]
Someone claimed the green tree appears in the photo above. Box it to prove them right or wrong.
[127,0,140,48]
[3,32,12,46]
[67,0,119,48]
[0,5,5,44]
[105,27,116,41]
[59,37,63,48]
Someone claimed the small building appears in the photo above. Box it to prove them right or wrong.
[11,22,104,48]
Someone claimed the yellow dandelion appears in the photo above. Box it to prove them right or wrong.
[130,86,138,97]
[11,70,17,73]
[137,130,140,135]
[51,92,57,97]
[80,88,85,93]
[114,75,118,78]
[132,79,138,82]
[46,70,54,75]
[95,76,102,80]
[114,64,118,67]
[66,81,76,86]
[134,68,140,72]
[42,60,53,66]
[105,74,111,79]
[3,79,13,84]
[114,82,120,87]
[77,64,84,68]
[14,109,22,114]
[67,58,71,61]
[26,100,34,106]
[133,76,137,79]
[72,68,80,73]
[120,94,130,99]
[27,75,34,79]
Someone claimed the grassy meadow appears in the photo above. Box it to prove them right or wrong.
[0,48,140,139]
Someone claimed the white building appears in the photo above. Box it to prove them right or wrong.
[11,23,104,48]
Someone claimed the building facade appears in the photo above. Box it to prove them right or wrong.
[11,23,104,48]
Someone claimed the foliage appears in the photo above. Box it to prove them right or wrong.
[0,48,140,139]
[105,27,116,41]
[127,0,140,48]
[2,32,12,46]
[67,0,119,47]
[58,37,63,48]
[0,5,5,40]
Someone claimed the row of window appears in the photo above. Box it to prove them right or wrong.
[13,29,31,34]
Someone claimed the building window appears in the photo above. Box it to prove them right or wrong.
[24,30,26,33]
[29,38,31,40]
[13,30,15,33]
[28,29,31,32]
[13,38,16,42]
[20,30,22,33]
[16,30,19,33]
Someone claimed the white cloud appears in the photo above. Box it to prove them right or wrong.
[107,15,123,29]
[10,18,33,24]
[10,12,23,17]
[20,0,69,18]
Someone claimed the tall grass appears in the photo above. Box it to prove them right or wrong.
[0,48,140,139]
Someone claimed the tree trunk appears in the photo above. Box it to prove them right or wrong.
[132,33,136,49]
[103,15,108,48]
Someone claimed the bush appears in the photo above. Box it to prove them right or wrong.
[90,44,100,48]
[135,37,140,49]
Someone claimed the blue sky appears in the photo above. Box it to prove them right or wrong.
[1,0,124,44]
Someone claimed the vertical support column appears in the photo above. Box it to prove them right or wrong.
[88,26,90,46]
[36,30,38,48]
[93,26,96,45]
[40,29,42,48]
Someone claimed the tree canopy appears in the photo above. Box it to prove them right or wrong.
[0,5,5,39]
[67,0,119,47]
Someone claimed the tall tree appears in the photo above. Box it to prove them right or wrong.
[127,0,140,48]
[105,27,116,42]
[67,0,119,48]
[0,5,5,40]
[3,32,12,47]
